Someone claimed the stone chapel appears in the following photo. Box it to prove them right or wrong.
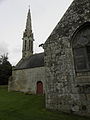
[9,0,90,117]
[8,8,45,94]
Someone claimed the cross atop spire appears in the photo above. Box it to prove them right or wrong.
[28,5,30,9]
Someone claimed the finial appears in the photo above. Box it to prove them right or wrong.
[28,5,30,9]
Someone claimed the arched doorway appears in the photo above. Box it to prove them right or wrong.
[36,81,43,94]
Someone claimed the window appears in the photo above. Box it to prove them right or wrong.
[25,40,27,50]
[73,46,90,71]
[29,40,30,50]
[86,46,90,66]
[31,41,33,52]
[72,23,90,72]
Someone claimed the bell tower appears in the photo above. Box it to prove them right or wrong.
[22,8,34,58]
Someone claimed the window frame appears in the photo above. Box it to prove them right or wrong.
[72,23,90,72]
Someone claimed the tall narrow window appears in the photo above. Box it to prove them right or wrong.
[29,40,30,50]
[31,41,33,52]
[25,40,27,50]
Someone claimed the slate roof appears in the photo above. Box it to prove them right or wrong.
[14,53,44,70]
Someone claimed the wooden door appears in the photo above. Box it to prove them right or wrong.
[37,81,43,94]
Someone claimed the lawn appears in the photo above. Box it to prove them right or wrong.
[0,86,89,120]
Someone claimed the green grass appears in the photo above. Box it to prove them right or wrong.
[0,86,89,120]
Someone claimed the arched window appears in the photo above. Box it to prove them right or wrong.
[72,23,90,72]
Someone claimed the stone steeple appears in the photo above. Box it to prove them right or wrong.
[22,8,34,58]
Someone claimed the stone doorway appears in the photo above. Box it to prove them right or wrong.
[36,81,43,94]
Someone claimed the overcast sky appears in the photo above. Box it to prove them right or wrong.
[0,0,73,65]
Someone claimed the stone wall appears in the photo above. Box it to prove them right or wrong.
[44,0,90,116]
[8,67,46,94]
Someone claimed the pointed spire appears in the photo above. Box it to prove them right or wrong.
[22,6,34,58]
[25,6,32,36]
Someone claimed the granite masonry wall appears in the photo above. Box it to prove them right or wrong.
[8,67,46,94]
[44,0,90,116]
